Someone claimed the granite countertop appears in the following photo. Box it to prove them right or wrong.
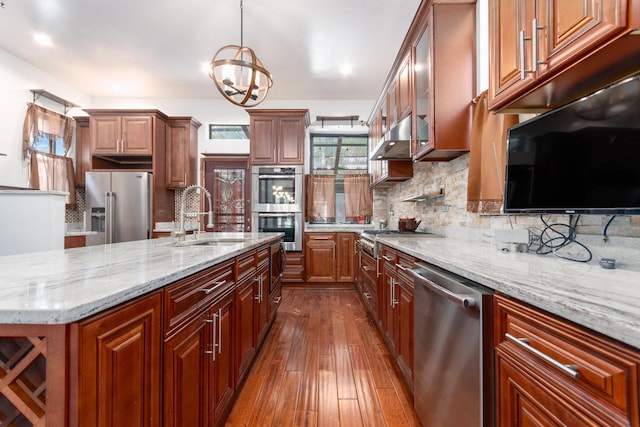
[376,234,640,349]
[0,232,282,324]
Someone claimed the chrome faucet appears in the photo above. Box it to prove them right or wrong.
[174,185,214,241]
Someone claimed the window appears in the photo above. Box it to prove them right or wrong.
[209,124,249,140]
[308,134,371,224]
[32,132,64,154]
[310,134,368,175]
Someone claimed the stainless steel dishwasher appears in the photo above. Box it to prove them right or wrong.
[408,262,494,427]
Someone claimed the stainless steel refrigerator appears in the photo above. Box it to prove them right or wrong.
[85,171,152,245]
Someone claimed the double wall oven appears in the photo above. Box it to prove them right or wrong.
[252,166,303,251]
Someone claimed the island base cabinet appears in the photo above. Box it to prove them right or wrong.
[69,290,163,427]
[0,324,67,427]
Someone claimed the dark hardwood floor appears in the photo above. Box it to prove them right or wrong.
[225,287,421,426]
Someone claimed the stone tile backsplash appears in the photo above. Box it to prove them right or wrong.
[376,153,640,239]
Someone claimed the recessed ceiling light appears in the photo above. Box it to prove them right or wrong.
[33,32,53,47]
[340,64,353,76]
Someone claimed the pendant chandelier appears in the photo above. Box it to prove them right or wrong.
[209,0,273,107]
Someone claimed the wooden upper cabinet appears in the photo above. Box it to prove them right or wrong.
[166,117,201,189]
[489,0,640,112]
[74,116,91,186]
[86,110,168,157]
[90,115,153,155]
[411,2,476,161]
[248,109,309,165]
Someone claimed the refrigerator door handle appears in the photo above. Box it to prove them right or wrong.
[105,192,116,244]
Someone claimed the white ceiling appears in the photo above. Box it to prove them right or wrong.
[0,0,422,102]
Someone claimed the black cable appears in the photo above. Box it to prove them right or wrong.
[602,215,617,243]
[533,214,592,263]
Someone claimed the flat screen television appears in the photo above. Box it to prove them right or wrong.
[504,72,640,215]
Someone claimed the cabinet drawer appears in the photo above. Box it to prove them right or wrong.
[360,251,378,283]
[257,246,269,268]
[495,295,640,417]
[164,260,235,335]
[306,232,335,241]
[237,252,257,281]
[380,245,397,264]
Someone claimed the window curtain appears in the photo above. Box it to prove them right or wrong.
[23,103,76,205]
[466,91,519,213]
[22,103,74,157]
[305,174,336,223]
[29,150,77,205]
[343,174,372,223]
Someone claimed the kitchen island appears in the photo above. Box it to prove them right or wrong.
[0,232,283,426]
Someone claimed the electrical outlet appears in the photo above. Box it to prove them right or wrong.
[494,229,530,244]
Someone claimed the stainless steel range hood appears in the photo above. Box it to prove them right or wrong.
[370,115,412,160]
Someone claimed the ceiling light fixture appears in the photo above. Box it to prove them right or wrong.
[209,0,273,108]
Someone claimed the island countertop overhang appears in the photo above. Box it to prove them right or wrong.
[0,232,283,324]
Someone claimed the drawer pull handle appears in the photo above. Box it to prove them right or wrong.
[382,255,393,262]
[363,266,373,271]
[395,263,408,271]
[506,333,579,378]
[274,296,282,304]
[363,292,372,299]
[202,280,226,294]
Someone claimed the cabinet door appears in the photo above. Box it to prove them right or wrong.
[208,292,235,425]
[336,233,356,282]
[73,291,162,427]
[396,274,414,388]
[235,275,256,382]
[544,0,627,71]
[121,116,153,155]
[90,115,121,155]
[74,117,91,186]
[396,55,412,122]
[381,260,397,356]
[278,116,305,164]
[166,119,199,189]
[305,234,336,282]
[255,265,270,347]
[249,116,278,164]
[489,0,537,107]
[164,311,209,427]
[496,348,592,426]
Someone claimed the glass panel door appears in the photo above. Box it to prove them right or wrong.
[203,157,250,232]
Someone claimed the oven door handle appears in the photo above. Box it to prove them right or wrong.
[257,213,296,217]
[258,174,295,179]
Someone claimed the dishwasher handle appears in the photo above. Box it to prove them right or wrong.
[408,268,477,309]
